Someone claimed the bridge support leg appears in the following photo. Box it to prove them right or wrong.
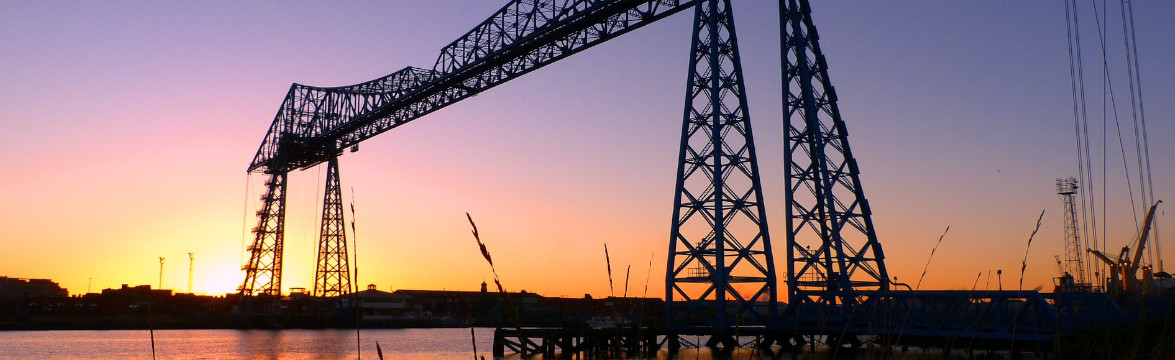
[667,334,681,355]
[313,157,352,297]
[705,333,738,354]
[781,0,891,307]
[665,0,777,331]
[240,170,288,297]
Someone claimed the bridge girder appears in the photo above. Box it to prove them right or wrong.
[248,0,698,173]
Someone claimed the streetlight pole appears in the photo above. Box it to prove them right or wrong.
[188,253,194,294]
[159,257,165,290]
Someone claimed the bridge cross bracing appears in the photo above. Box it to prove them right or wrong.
[248,0,699,173]
[238,0,883,322]
[237,0,1126,346]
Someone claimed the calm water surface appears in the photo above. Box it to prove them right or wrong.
[1,328,496,360]
[1,328,975,359]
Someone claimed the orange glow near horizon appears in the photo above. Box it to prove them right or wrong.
[1,1,1173,301]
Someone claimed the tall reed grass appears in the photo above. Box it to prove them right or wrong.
[1020,209,1046,291]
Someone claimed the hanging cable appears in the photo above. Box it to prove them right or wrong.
[1066,0,1103,287]
[1064,0,1085,284]
[1123,0,1161,272]
[1104,7,1140,228]
[1076,3,1102,284]
[1065,0,1092,286]
[240,173,254,287]
[1069,0,1109,287]
[1118,0,1149,267]
[1090,0,1142,231]
[1098,0,1108,264]
[312,165,324,249]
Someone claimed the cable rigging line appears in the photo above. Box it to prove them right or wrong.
[1098,0,1108,263]
[1075,1,1102,279]
[240,173,253,287]
[1120,0,1161,271]
[1063,0,1084,283]
[1089,0,1141,230]
[1118,0,1148,266]
[1065,0,1101,287]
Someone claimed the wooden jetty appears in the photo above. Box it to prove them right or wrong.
[493,327,662,359]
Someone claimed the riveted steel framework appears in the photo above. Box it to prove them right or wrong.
[781,0,889,307]
[314,157,352,298]
[665,0,775,331]
[247,0,701,174]
[240,0,702,299]
[240,172,287,296]
[234,0,1138,345]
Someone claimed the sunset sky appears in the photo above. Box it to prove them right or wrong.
[2,1,1173,299]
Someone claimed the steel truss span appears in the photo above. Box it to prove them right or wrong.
[240,0,701,298]
[248,0,700,173]
[237,0,1140,347]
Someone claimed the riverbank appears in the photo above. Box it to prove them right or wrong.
[2,284,662,331]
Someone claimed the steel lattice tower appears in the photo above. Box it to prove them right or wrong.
[314,157,352,297]
[666,0,776,331]
[781,0,889,306]
[240,171,287,296]
[1056,177,1086,284]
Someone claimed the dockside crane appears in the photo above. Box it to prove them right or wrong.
[1087,200,1162,296]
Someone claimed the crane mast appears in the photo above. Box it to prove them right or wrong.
[1056,177,1089,291]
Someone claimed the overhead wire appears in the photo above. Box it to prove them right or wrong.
[1074,0,1103,285]
[1118,0,1149,267]
[1097,0,1108,271]
[1065,0,1101,287]
[1066,0,1162,284]
[240,173,254,289]
[1132,0,1161,272]
[1121,0,1161,271]
[305,165,325,292]
[1090,0,1142,239]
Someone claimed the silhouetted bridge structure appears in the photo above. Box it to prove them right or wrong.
[237,0,1151,356]
[490,290,1131,357]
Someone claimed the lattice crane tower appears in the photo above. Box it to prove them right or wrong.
[1056,177,1086,284]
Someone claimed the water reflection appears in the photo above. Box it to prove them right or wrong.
[0,328,1018,359]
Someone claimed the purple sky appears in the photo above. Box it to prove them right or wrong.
[1,1,1172,297]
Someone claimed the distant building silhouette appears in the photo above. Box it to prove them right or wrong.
[0,277,67,300]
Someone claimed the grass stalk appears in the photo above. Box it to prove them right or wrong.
[350,188,361,360]
[623,265,631,298]
[466,213,523,333]
[1020,209,1047,291]
[915,225,951,290]
[148,302,157,360]
[605,243,614,297]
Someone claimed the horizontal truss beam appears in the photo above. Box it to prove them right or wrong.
[250,0,697,172]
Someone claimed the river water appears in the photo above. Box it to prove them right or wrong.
[0,328,496,360]
[0,328,988,359]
